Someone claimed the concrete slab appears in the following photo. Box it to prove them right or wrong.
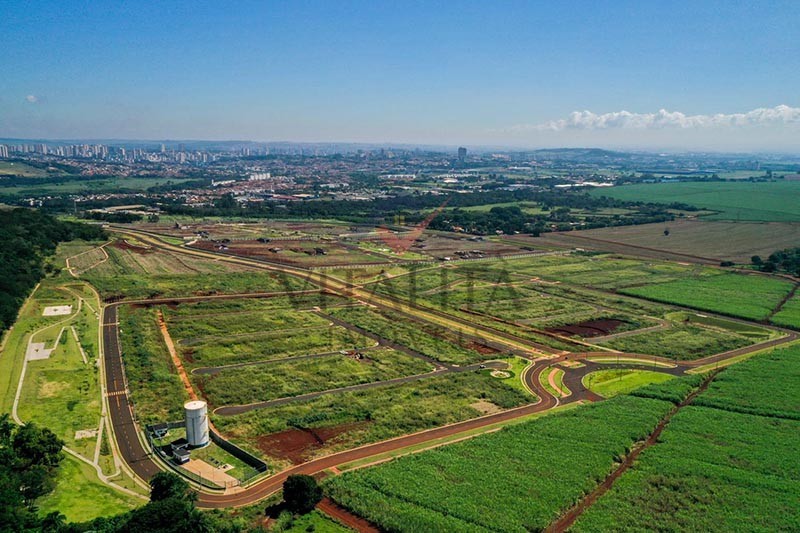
[182,458,239,487]
[43,305,72,316]
[26,342,54,361]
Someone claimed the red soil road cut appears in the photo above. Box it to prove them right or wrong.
[111,239,153,254]
[547,318,627,338]
[257,422,371,465]
[317,498,380,533]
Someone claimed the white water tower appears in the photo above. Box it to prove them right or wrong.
[184,400,209,447]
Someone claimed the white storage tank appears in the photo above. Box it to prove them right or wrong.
[184,400,209,447]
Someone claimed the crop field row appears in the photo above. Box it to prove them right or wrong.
[771,293,800,329]
[327,306,490,365]
[194,348,434,407]
[324,392,683,532]
[573,347,800,531]
[215,370,533,465]
[620,273,795,321]
[588,181,800,222]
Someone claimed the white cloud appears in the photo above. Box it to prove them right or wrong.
[513,105,800,132]
[25,94,39,103]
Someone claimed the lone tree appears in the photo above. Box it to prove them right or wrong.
[283,474,323,514]
[150,471,195,503]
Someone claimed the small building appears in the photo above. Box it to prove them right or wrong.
[173,448,190,464]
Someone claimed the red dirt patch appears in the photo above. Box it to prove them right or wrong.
[548,318,627,338]
[257,422,369,464]
[466,341,500,355]
[111,239,153,254]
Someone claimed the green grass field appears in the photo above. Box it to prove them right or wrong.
[620,273,794,321]
[589,181,800,222]
[36,455,141,522]
[583,369,674,398]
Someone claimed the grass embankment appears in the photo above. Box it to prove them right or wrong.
[583,369,674,398]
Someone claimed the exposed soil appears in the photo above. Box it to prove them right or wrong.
[257,422,370,464]
[547,318,627,338]
[466,341,500,355]
[317,498,380,533]
[112,239,153,254]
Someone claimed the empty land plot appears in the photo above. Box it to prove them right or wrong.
[163,293,344,318]
[372,267,463,299]
[589,181,800,222]
[597,323,752,360]
[195,348,434,406]
[86,269,311,301]
[771,294,800,329]
[118,306,189,425]
[328,306,489,365]
[583,369,674,398]
[181,326,373,368]
[166,308,331,340]
[620,273,794,320]
[214,371,532,463]
[324,394,679,532]
[191,239,383,267]
[568,219,800,263]
[468,293,596,322]
[573,348,800,532]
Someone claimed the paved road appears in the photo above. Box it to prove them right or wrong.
[102,305,161,483]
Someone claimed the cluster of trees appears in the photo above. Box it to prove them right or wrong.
[0,415,66,531]
[427,204,674,236]
[752,248,800,275]
[0,209,106,333]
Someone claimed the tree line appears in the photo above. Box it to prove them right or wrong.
[0,208,106,334]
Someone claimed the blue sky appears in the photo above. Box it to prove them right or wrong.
[2,1,800,150]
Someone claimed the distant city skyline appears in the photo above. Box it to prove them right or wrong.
[2,1,800,151]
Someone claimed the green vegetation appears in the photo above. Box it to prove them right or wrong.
[198,349,434,406]
[37,454,140,522]
[598,323,752,360]
[590,181,800,222]
[324,393,681,532]
[118,306,188,424]
[328,306,487,365]
[0,414,67,530]
[0,208,104,332]
[583,369,674,398]
[573,347,800,531]
[181,324,372,368]
[771,293,800,329]
[620,273,794,320]
[751,246,800,275]
[283,474,323,514]
[215,371,533,459]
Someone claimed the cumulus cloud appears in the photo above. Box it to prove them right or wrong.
[25,94,39,103]
[513,105,800,132]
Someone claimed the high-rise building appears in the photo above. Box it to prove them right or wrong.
[0,145,8,158]
[457,147,467,161]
